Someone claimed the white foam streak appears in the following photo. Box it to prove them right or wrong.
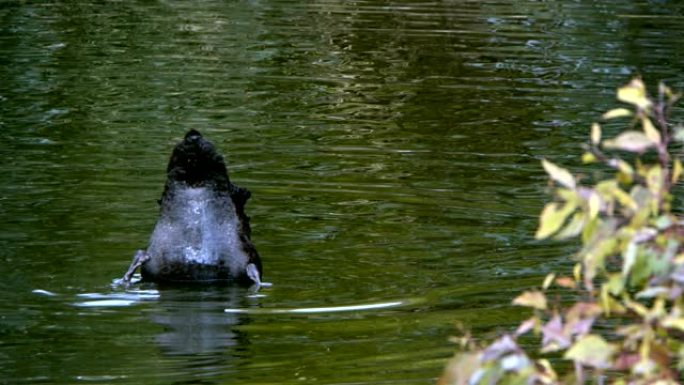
[225,300,403,314]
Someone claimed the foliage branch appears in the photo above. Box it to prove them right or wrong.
[440,78,684,385]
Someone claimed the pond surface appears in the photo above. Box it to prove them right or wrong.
[2,0,684,383]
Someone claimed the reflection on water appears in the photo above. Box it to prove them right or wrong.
[72,287,257,356]
[150,287,251,356]
[3,0,684,383]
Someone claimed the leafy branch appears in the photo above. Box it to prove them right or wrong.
[440,78,684,385]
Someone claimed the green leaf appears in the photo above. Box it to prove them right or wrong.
[654,215,672,230]
[584,240,615,289]
[629,253,652,288]
[603,131,655,153]
[564,334,615,369]
[580,219,619,290]
[674,125,684,143]
[629,185,652,216]
[602,108,633,120]
[581,216,600,244]
[606,273,625,296]
[541,159,576,189]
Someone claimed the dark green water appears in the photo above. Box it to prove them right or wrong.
[2,1,684,384]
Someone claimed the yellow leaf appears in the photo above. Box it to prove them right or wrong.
[542,273,555,290]
[617,77,652,110]
[588,192,601,220]
[537,359,558,381]
[535,201,577,239]
[596,180,636,211]
[642,117,661,144]
[616,160,635,185]
[662,317,684,332]
[600,292,626,315]
[564,334,615,369]
[616,160,634,176]
[646,165,663,195]
[541,159,576,189]
[675,253,684,264]
[672,158,682,184]
[600,284,610,316]
[612,186,638,211]
[603,131,655,153]
[573,263,582,284]
[555,212,585,239]
[582,152,597,164]
[602,108,633,120]
[591,123,602,145]
[651,297,666,318]
[624,298,648,317]
[512,290,547,310]
[556,188,579,203]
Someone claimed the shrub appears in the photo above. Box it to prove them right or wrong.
[440,78,684,385]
